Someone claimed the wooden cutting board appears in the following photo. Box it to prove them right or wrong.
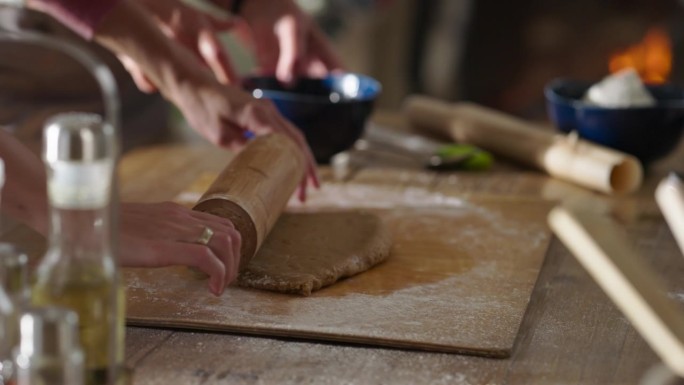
[124,173,552,358]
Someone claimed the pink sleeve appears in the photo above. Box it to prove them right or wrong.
[30,0,121,39]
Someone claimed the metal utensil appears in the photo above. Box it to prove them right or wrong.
[363,123,488,170]
[331,123,491,181]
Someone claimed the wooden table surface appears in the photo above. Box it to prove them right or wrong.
[9,113,684,384]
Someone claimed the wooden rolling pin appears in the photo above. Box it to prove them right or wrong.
[549,206,684,377]
[404,96,643,194]
[193,133,306,270]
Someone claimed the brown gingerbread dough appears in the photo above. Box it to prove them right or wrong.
[238,211,392,296]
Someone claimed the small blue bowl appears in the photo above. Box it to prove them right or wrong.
[545,78,684,165]
[242,73,381,163]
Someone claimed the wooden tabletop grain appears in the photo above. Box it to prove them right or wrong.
[9,113,684,385]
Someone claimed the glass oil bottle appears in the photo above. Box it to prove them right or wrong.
[0,244,30,384]
[0,286,14,385]
[13,306,84,385]
[31,113,124,385]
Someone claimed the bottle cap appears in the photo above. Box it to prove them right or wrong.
[42,112,115,208]
[43,112,115,163]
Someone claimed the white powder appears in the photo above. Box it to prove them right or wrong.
[583,68,656,108]
[125,193,552,356]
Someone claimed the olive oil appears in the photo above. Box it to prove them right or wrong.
[13,307,85,385]
[32,269,125,384]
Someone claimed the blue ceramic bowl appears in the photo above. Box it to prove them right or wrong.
[242,73,381,163]
[545,78,684,165]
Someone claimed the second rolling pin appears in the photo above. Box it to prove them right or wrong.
[404,96,643,194]
[193,133,306,270]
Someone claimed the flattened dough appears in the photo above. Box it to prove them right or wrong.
[238,211,392,296]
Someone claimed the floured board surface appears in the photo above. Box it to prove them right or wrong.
[124,174,552,357]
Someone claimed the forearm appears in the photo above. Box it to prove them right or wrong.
[26,0,121,39]
[0,130,49,235]
[93,0,215,108]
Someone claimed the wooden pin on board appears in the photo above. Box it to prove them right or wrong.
[193,133,306,270]
[548,206,684,377]
[404,96,643,194]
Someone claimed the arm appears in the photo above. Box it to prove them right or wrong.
[25,0,120,39]
[93,0,318,199]
[137,0,239,86]
[0,129,239,295]
[0,130,49,236]
[138,0,343,84]
[26,0,318,199]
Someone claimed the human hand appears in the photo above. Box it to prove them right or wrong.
[170,72,320,200]
[119,202,241,295]
[238,0,343,83]
[124,0,238,91]
[93,0,319,199]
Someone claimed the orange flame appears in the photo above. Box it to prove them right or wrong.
[609,27,672,84]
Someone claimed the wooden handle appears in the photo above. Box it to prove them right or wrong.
[193,133,306,270]
[404,96,553,168]
[403,95,642,194]
[548,207,684,377]
[656,173,684,260]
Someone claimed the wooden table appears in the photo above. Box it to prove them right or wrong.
[9,114,684,384]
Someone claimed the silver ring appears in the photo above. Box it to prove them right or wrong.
[196,226,214,246]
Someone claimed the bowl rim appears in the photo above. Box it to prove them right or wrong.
[243,73,382,105]
[544,77,684,111]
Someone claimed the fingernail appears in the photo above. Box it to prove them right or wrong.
[210,280,223,296]
[243,130,256,140]
[280,73,294,87]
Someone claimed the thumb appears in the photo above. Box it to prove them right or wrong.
[117,54,157,93]
[274,15,306,84]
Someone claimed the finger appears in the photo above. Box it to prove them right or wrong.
[198,30,239,84]
[308,25,344,72]
[131,240,226,295]
[297,177,306,202]
[188,209,237,230]
[274,15,305,84]
[309,163,321,189]
[218,117,250,149]
[118,54,157,93]
[282,123,319,190]
[183,243,227,295]
[300,162,321,202]
[301,58,329,78]
[205,229,240,285]
[232,18,254,42]
[230,230,242,283]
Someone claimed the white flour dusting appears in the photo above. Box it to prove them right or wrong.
[126,192,552,355]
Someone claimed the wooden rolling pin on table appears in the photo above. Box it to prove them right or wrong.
[404,96,643,194]
[192,133,306,270]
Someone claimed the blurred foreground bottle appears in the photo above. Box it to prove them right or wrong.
[0,244,30,384]
[32,113,124,385]
[13,307,84,385]
[0,287,14,385]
